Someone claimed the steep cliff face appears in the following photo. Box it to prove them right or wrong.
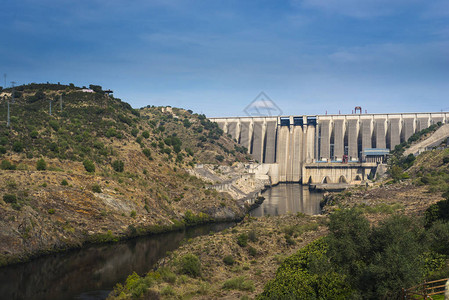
[0,83,251,266]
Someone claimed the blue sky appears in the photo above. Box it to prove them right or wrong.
[1,0,448,117]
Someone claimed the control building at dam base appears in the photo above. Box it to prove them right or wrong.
[210,112,449,186]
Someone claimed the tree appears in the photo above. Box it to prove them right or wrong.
[327,210,426,299]
[390,165,403,182]
[425,199,449,227]
[426,220,449,255]
[327,208,371,282]
[28,90,45,103]
[89,84,103,93]
[362,215,425,299]
[112,160,124,172]
[36,158,47,171]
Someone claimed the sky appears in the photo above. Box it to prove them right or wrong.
[1,0,448,117]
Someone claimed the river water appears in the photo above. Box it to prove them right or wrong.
[0,184,323,300]
[250,183,324,217]
[0,223,234,300]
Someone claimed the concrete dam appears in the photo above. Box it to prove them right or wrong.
[210,112,449,185]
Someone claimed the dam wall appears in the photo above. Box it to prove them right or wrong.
[211,112,449,183]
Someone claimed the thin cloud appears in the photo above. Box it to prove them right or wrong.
[295,0,421,18]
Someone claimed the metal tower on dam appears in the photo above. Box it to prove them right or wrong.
[210,112,449,184]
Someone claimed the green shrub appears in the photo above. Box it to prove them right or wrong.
[0,146,6,154]
[183,210,211,225]
[426,221,449,255]
[223,255,235,266]
[183,118,191,128]
[30,130,38,138]
[1,160,16,170]
[237,233,248,247]
[130,210,136,218]
[12,141,23,153]
[161,285,175,296]
[248,246,258,257]
[248,230,258,242]
[142,131,150,139]
[142,148,152,160]
[178,253,201,277]
[158,267,177,283]
[216,155,224,162]
[285,234,296,245]
[49,120,59,131]
[425,199,449,227]
[118,272,154,299]
[36,158,46,171]
[443,156,449,164]
[259,238,352,299]
[83,159,95,173]
[61,179,68,186]
[131,128,139,137]
[92,184,102,193]
[105,127,117,138]
[48,208,55,214]
[112,160,124,172]
[3,194,17,204]
[223,276,254,292]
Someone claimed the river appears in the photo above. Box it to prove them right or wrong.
[0,184,323,300]
[0,222,234,300]
[250,183,324,216]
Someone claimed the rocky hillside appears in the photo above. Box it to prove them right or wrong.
[0,83,251,266]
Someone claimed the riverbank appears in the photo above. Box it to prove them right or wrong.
[107,177,449,299]
[0,161,269,268]
[321,181,445,218]
[107,214,328,299]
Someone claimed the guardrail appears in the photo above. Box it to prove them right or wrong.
[402,278,448,299]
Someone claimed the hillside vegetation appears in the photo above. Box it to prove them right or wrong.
[105,118,449,299]
[0,83,250,266]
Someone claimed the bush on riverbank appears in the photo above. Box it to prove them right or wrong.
[259,208,449,299]
[178,253,201,277]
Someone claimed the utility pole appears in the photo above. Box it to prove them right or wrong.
[11,81,16,103]
[49,98,52,116]
[3,74,6,88]
[6,96,10,127]
[60,94,62,111]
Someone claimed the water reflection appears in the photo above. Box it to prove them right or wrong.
[0,222,234,300]
[250,184,323,217]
